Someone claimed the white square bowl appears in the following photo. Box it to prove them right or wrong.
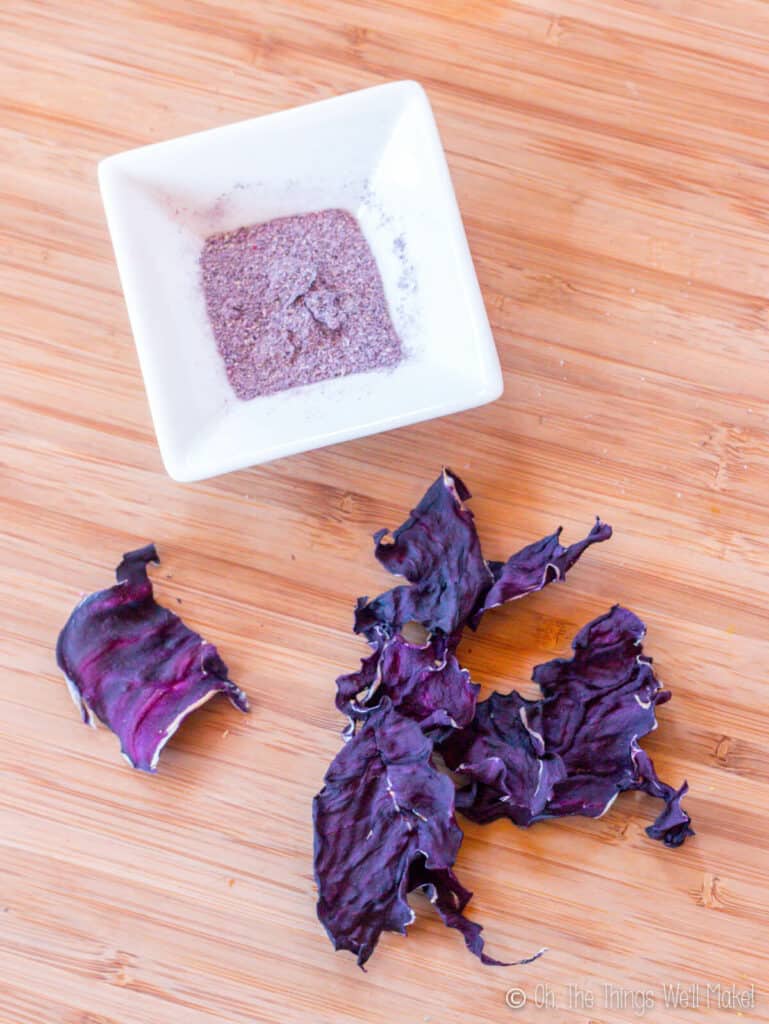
[98,81,503,482]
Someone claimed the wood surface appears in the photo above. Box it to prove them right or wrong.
[2,2,769,1022]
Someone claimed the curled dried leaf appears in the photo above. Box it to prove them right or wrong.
[56,545,248,771]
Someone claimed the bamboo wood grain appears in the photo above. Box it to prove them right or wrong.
[2,2,768,1022]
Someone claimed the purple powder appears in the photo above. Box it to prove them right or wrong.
[199,209,403,400]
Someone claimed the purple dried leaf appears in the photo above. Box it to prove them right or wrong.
[470,518,612,628]
[354,469,492,640]
[56,544,248,772]
[336,634,479,737]
[313,701,518,968]
[632,747,693,847]
[445,607,693,845]
[354,472,610,642]
[444,690,566,826]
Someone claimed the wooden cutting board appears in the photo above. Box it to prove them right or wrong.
[2,2,768,1022]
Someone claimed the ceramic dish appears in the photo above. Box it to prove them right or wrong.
[98,80,503,482]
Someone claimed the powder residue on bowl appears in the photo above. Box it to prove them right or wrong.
[199,209,403,400]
